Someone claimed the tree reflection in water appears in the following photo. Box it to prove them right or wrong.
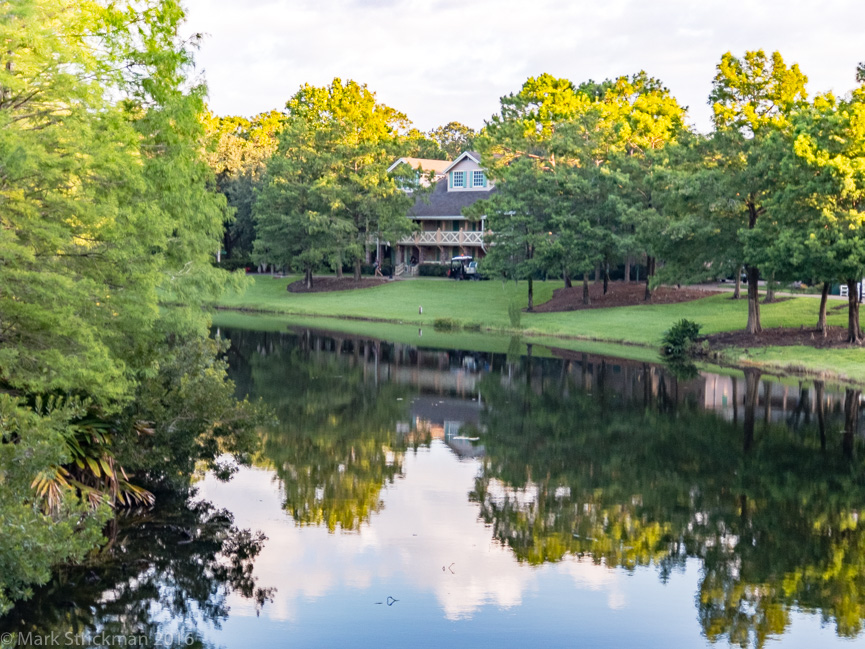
[471,358,865,649]
[224,326,865,648]
[0,494,273,648]
[226,328,417,532]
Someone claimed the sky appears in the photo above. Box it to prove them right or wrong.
[183,0,865,133]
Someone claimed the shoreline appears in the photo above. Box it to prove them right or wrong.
[210,276,865,386]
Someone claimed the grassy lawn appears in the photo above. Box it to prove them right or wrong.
[211,311,666,364]
[212,275,865,384]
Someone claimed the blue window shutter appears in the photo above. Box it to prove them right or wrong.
[483,172,487,188]
[449,172,452,189]
[467,169,473,188]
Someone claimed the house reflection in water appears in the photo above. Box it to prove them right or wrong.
[261,327,857,449]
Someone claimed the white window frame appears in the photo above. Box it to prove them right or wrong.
[451,171,466,188]
[472,170,485,187]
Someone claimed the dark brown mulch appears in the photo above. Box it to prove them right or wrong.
[706,326,855,349]
[286,277,391,293]
[532,282,721,313]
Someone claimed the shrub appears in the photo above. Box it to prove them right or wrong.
[214,258,252,272]
[433,317,460,331]
[661,319,702,357]
[418,263,449,277]
[463,322,482,332]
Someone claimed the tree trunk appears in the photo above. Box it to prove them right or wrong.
[582,272,590,305]
[817,282,829,336]
[335,251,343,279]
[746,265,762,334]
[354,258,362,281]
[527,276,534,312]
[305,266,313,290]
[733,266,742,299]
[846,279,862,343]
[563,269,572,288]
[624,256,631,284]
[603,263,610,295]
[594,264,600,282]
[644,255,655,301]
[764,272,776,303]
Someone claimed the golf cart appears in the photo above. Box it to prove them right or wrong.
[448,255,481,280]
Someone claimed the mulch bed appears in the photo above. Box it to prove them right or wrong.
[532,282,721,313]
[287,277,391,293]
[705,326,855,349]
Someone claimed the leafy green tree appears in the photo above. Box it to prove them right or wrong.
[429,121,476,159]
[706,50,808,333]
[0,0,252,611]
[255,79,418,281]
[205,111,285,261]
[753,91,865,342]
[402,127,447,159]
[0,396,109,615]
[476,72,686,306]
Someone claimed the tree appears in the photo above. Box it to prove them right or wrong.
[476,72,686,307]
[429,121,476,159]
[204,111,285,260]
[254,79,418,281]
[402,127,446,159]
[0,0,252,610]
[706,50,809,334]
[757,90,865,342]
[473,74,584,310]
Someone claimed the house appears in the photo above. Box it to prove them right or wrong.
[387,151,494,272]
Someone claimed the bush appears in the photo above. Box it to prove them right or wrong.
[463,322,482,332]
[661,319,702,357]
[418,263,449,277]
[433,317,460,331]
[214,258,252,272]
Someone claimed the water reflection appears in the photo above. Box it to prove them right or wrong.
[222,326,864,648]
[0,494,273,648]
[6,325,864,649]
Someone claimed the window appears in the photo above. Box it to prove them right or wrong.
[451,171,465,188]
[472,170,486,187]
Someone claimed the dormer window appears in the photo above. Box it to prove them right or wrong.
[451,171,466,188]
[472,170,486,188]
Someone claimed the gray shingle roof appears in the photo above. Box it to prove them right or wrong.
[409,178,495,218]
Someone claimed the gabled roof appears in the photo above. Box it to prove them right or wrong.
[409,174,495,218]
[442,151,481,174]
[387,157,451,174]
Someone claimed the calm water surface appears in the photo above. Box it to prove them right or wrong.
[3,322,865,649]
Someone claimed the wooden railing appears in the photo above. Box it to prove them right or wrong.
[398,230,485,246]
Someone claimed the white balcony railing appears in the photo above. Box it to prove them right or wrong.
[398,230,486,247]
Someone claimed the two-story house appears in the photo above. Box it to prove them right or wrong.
[387,151,494,271]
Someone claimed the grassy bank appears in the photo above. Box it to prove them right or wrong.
[213,275,865,383]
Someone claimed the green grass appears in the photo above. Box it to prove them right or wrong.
[214,275,558,328]
[215,276,846,342]
[210,311,665,364]
[722,345,865,384]
[212,276,865,384]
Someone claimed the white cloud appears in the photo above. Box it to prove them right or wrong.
[184,0,865,132]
